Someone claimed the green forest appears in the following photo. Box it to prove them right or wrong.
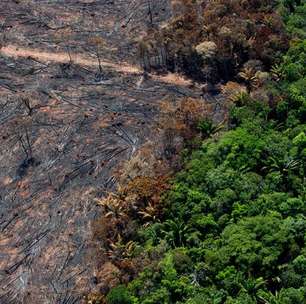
[104,1,306,303]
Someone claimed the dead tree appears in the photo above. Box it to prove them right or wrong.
[17,129,35,178]
[138,39,151,72]
[20,95,34,116]
[88,36,107,81]
[147,0,153,27]
[0,16,9,49]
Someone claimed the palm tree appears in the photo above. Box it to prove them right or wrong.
[271,64,285,82]
[161,219,193,247]
[258,290,283,304]
[138,202,158,225]
[238,67,258,93]
[239,277,267,302]
[263,156,301,175]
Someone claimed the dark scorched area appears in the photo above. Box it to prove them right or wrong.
[0,1,207,303]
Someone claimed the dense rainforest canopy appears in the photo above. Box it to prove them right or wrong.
[91,1,306,303]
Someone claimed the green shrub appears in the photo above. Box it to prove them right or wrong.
[106,285,132,304]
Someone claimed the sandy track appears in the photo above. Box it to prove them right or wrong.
[0,44,192,86]
[1,45,141,74]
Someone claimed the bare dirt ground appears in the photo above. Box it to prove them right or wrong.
[0,44,193,86]
[0,1,204,303]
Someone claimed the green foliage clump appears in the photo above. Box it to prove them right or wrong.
[106,285,132,304]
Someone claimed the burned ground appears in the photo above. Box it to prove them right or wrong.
[0,1,206,303]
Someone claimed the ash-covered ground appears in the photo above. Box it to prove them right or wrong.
[0,1,206,303]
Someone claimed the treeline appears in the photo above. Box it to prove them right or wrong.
[139,0,289,83]
[94,1,305,303]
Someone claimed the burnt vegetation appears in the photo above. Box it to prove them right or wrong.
[139,0,289,84]
[0,0,203,303]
